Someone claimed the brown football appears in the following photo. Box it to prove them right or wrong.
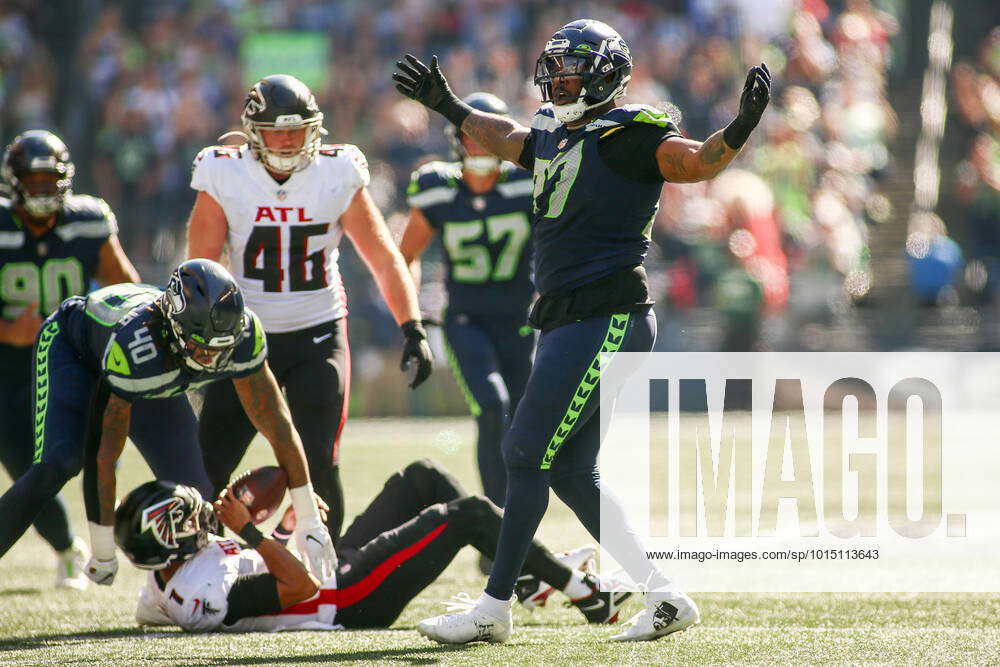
[231,466,288,525]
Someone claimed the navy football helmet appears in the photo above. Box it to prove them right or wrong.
[534,19,632,124]
[1,130,75,218]
[446,92,510,174]
[240,74,326,174]
[160,259,247,372]
[115,481,215,570]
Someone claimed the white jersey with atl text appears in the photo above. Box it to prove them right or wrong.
[191,143,369,332]
[135,536,339,633]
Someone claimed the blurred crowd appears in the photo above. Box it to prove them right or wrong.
[952,27,1000,306]
[1,0,909,357]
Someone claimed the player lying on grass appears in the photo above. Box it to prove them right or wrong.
[116,459,630,632]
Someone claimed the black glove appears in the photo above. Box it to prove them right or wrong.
[392,54,472,127]
[723,62,771,150]
[399,319,433,389]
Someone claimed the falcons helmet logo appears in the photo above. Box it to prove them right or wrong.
[140,497,197,549]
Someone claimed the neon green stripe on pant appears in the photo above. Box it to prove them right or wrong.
[443,334,482,418]
[540,312,630,470]
[33,319,60,463]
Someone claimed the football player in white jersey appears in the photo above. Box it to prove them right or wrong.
[186,75,433,540]
[117,460,625,633]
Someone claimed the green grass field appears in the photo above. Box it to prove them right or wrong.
[1,417,998,664]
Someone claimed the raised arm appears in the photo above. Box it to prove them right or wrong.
[657,63,771,184]
[393,54,530,166]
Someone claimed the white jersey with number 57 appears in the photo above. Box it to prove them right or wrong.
[191,143,369,333]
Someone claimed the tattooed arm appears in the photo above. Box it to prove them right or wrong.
[96,393,132,525]
[459,112,531,167]
[655,131,739,184]
[232,363,310,488]
[657,62,772,184]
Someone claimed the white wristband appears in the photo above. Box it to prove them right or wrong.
[89,522,115,560]
[289,483,320,524]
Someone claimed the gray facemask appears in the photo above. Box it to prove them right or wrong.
[22,194,62,218]
[463,155,501,175]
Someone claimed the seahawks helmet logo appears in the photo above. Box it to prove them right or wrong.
[140,497,198,549]
[164,273,186,314]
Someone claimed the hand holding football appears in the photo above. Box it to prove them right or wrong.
[230,466,289,525]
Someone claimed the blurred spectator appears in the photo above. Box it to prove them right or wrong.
[0,0,909,356]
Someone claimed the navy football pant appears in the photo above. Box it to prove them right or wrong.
[0,316,210,559]
[334,459,571,628]
[486,308,662,600]
[200,318,348,539]
[443,312,533,508]
[0,347,73,553]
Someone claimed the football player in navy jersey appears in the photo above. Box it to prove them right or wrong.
[0,131,212,589]
[0,259,336,588]
[399,93,534,519]
[395,18,770,642]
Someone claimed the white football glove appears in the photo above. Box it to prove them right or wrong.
[87,522,118,585]
[85,556,118,585]
[294,517,337,580]
[289,483,337,579]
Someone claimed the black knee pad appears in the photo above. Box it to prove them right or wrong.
[446,495,495,529]
[402,458,445,496]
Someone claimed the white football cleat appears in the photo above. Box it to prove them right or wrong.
[609,591,700,642]
[516,543,597,611]
[55,538,89,591]
[417,592,514,644]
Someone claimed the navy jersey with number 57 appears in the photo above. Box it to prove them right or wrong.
[407,161,534,317]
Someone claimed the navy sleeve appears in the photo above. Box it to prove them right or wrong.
[597,123,682,184]
[518,132,536,172]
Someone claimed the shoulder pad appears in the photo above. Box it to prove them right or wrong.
[225,309,267,376]
[317,143,369,188]
[407,161,460,209]
[530,105,561,132]
[0,200,18,234]
[57,195,118,240]
[586,105,677,133]
[102,311,179,399]
[318,143,368,172]
[191,145,245,178]
[194,145,244,164]
[495,163,534,199]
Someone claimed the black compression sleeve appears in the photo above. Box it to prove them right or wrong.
[223,573,282,626]
[517,133,536,171]
[597,123,681,184]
